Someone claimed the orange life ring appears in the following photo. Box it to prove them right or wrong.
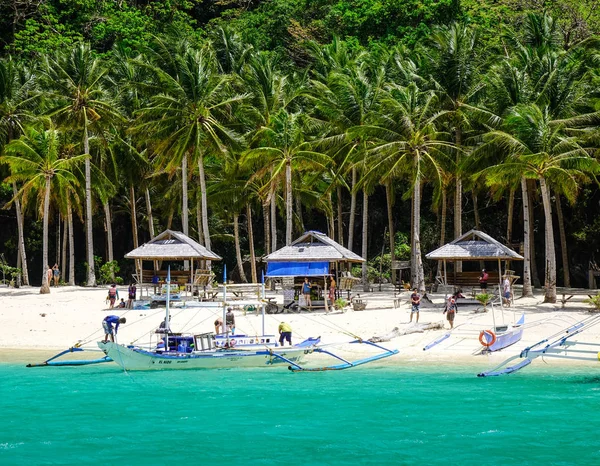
[479,330,496,347]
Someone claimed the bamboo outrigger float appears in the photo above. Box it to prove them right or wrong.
[478,313,600,377]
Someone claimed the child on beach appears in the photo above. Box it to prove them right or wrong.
[107,284,119,309]
[444,293,458,329]
[410,288,421,323]
[52,264,60,287]
[118,298,126,308]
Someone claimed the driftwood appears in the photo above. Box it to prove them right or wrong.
[369,322,444,342]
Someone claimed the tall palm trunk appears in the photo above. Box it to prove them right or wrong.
[554,192,570,287]
[103,202,114,266]
[247,203,257,283]
[412,180,425,293]
[145,188,155,238]
[67,196,75,286]
[270,185,277,252]
[296,195,304,235]
[285,158,292,246]
[61,216,67,283]
[337,184,343,246]
[540,177,556,303]
[520,177,533,297]
[233,212,247,282]
[454,127,463,273]
[361,190,369,292]
[195,192,204,245]
[506,188,515,270]
[197,153,211,250]
[436,188,448,283]
[348,167,357,251]
[40,177,51,294]
[83,129,96,286]
[12,182,29,285]
[385,181,396,285]
[182,154,190,271]
[527,180,541,288]
[130,185,141,279]
[263,202,271,255]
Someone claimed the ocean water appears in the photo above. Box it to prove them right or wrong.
[1,362,599,465]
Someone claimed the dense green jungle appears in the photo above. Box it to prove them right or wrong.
[1,0,600,302]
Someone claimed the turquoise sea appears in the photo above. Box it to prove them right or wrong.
[1,362,599,465]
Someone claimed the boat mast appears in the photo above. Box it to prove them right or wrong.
[223,264,228,343]
[165,265,171,350]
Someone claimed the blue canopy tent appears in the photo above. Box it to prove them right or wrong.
[266,261,329,277]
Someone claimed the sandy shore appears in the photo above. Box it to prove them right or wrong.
[1,284,599,370]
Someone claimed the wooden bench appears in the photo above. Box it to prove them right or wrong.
[221,283,263,298]
[448,272,500,292]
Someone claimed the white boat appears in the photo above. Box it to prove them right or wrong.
[479,314,525,352]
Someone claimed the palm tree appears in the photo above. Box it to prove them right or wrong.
[477,104,600,303]
[1,125,83,292]
[352,84,455,293]
[0,56,39,285]
[134,39,245,251]
[42,43,123,286]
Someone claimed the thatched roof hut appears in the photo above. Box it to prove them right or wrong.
[125,230,221,261]
[426,229,523,261]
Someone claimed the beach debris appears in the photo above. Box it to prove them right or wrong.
[369,322,444,342]
[40,313,46,317]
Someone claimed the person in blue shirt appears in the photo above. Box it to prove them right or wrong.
[302,277,312,310]
[102,315,126,343]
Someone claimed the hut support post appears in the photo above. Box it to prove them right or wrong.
[324,275,329,313]
[190,258,194,296]
[443,260,447,286]
[498,258,503,309]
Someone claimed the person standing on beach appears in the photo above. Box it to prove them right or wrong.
[108,284,119,309]
[503,276,511,306]
[328,275,336,306]
[410,288,421,323]
[102,315,126,343]
[46,266,53,287]
[225,307,235,333]
[278,321,292,346]
[52,264,60,287]
[444,294,457,329]
[302,277,312,310]
[479,269,489,290]
[127,282,137,309]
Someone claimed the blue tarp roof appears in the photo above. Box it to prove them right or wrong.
[266,261,329,277]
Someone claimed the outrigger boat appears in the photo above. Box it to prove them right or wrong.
[478,313,600,377]
[28,267,398,371]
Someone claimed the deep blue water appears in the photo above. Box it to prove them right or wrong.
[1,362,599,465]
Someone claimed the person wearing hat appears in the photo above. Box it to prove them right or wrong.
[278,322,292,346]
[102,315,126,343]
[225,307,235,333]
[479,269,489,290]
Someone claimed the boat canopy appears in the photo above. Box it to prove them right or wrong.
[266,261,329,277]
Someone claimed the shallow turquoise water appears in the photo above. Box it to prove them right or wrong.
[1,362,598,465]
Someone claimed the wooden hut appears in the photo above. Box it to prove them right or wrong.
[125,229,221,292]
[426,229,523,296]
[264,231,365,309]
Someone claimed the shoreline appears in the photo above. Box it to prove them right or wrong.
[1,285,599,372]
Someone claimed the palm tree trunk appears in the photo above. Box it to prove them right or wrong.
[182,153,189,237]
[247,203,257,283]
[520,177,533,297]
[385,181,396,285]
[197,153,211,250]
[362,191,369,292]
[130,185,140,279]
[263,202,271,255]
[506,187,515,270]
[540,178,556,303]
[348,167,357,251]
[67,196,75,286]
[84,129,96,286]
[296,194,304,235]
[337,184,343,246]
[327,192,335,240]
[554,192,570,288]
[41,177,51,294]
[412,181,425,293]
[454,128,463,273]
[13,182,29,285]
[472,192,485,270]
[270,185,277,252]
[285,159,292,245]
[103,202,114,264]
[145,187,155,238]
[436,188,448,283]
[61,216,67,283]
[528,179,541,288]
[233,212,248,282]
[196,191,204,245]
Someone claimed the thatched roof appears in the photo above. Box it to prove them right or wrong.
[264,231,365,263]
[426,229,523,261]
[125,230,221,261]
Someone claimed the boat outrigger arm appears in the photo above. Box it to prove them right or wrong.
[26,346,113,367]
[270,339,399,372]
[477,314,600,377]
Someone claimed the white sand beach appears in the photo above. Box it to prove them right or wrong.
[1,284,599,370]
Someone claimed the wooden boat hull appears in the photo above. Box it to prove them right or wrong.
[98,342,308,371]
